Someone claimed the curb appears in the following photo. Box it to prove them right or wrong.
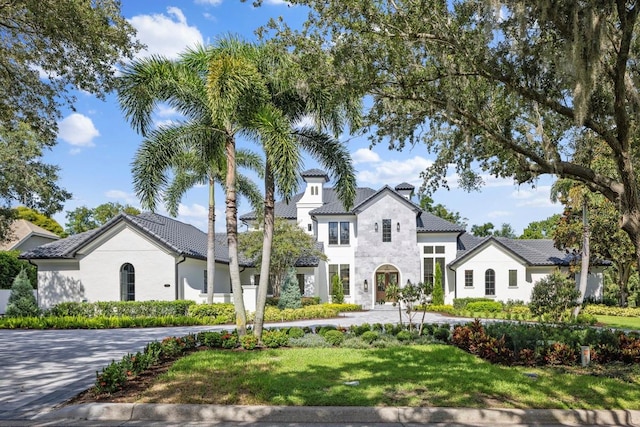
[39,404,640,425]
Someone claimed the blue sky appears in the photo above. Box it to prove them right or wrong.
[46,0,562,234]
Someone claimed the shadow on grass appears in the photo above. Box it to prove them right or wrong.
[135,344,639,416]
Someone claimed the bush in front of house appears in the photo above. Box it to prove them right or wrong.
[47,300,196,318]
[5,269,39,317]
[330,274,344,304]
[582,304,640,317]
[0,250,37,290]
[529,271,580,322]
[466,300,503,313]
[324,329,345,346]
[278,268,303,309]
[188,303,235,322]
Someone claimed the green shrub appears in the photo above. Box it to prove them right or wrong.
[221,332,238,349]
[47,300,196,318]
[466,300,503,313]
[287,327,305,338]
[434,327,450,342]
[396,330,412,342]
[5,269,39,317]
[331,274,344,304]
[318,325,337,336]
[324,330,345,346]
[278,268,303,309]
[262,329,289,348]
[302,297,321,306]
[583,304,640,317]
[289,334,329,348]
[198,331,223,348]
[240,334,258,350]
[352,323,371,336]
[0,250,37,290]
[263,305,339,322]
[188,303,234,320]
[432,263,444,305]
[342,337,371,348]
[426,304,455,314]
[360,330,379,344]
[323,303,361,312]
[530,271,580,322]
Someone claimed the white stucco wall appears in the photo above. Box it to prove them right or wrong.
[418,233,460,304]
[452,242,534,303]
[35,259,84,309]
[179,258,232,303]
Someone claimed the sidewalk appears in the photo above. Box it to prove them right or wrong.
[19,403,640,426]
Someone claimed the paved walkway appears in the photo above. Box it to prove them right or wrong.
[1,308,638,426]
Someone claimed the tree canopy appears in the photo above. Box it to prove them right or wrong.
[15,206,65,237]
[521,215,560,240]
[264,0,640,268]
[65,202,140,235]
[1,0,141,145]
[419,195,467,227]
[239,218,326,296]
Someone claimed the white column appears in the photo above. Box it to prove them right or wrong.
[242,284,258,313]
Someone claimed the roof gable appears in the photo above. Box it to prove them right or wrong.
[352,186,421,214]
[451,235,579,267]
[0,219,59,251]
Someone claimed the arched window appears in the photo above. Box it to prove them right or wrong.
[120,263,135,301]
[485,269,495,296]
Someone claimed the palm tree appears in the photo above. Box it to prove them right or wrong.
[245,45,360,340]
[118,47,262,330]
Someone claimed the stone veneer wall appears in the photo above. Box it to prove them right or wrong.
[353,194,421,309]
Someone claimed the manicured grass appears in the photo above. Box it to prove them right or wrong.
[596,315,640,330]
[131,345,640,409]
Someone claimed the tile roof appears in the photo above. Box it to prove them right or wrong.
[20,212,321,267]
[0,219,59,251]
[300,169,329,181]
[450,235,603,267]
[417,212,466,233]
[395,182,415,191]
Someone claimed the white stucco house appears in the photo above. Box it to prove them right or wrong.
[21,169,605,310]
[239,169,605,309]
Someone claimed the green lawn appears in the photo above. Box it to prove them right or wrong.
[596,315,640,330]
[130,345,640,409]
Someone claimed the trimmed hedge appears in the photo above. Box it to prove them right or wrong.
[426,304,455,314]
[46,300,195,317]
[453,298,496,310]
[583,304,640,317]
[466,301,503,313]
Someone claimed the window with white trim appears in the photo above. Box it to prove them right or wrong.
[485,269,496,296]
[464,270,473,287]
[509,269,517,287]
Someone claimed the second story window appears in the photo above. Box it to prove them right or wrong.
[329,221,350,245]
[382,219,391,242]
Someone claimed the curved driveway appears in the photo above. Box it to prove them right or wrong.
[0,309,453,421]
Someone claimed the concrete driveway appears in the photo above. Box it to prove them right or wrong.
[0,308,451,421]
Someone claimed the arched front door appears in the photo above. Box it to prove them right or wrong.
[375,264,399,303]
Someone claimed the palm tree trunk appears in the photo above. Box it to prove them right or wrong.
[225,135,247,335]
[254,162,275,341]
[207,175,215,304]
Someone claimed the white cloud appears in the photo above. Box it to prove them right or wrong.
[357,156,432,187]
[488,210,511,218]
[57,113,99,148]
[156,104,179,118]
[512,185,558,208]
[105,190,139,205]
[195,0,222,5]
[178,203,208,218]
[129,7,204,59]
[352,148,381,165]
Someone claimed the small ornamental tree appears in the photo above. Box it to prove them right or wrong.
[330,274,344,304]
[278,268,302,309]
[529,271,580,322]
[5,269,39,317]
[431,263,445,305]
